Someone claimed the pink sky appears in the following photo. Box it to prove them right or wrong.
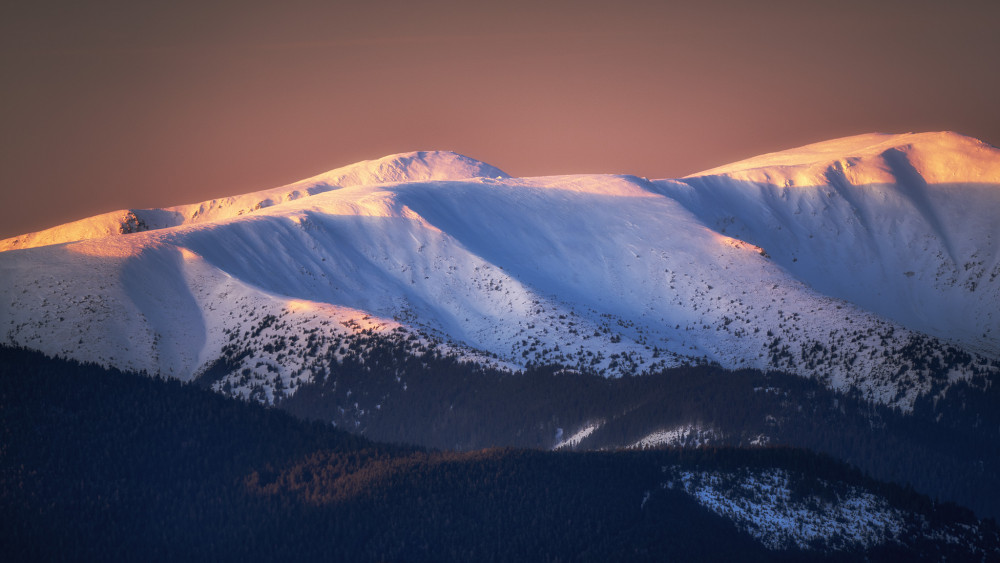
[3,0,999,238]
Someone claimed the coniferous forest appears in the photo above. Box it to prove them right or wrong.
[277,338,1000,519]
[3,345,998,561]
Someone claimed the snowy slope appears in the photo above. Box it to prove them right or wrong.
[658,132,1000,356]
[0,151,507,252]
[2,136,998,410]
[662,466,995,554]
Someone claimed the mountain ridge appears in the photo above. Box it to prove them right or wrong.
[688,131,1000,183]
[659,131,1000,356]
[1,132,998,413]
[0,150,506,252]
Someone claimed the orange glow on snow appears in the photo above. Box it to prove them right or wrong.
[66,239,145,258]
[716,233,766,256]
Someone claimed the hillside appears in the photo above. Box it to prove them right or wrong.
[663,132,1000,356]
[3,346,995,562]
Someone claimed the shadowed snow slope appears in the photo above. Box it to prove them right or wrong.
[2,133,998,409]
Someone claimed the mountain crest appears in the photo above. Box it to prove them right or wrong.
[1,131,998,413]
[0,150,506,252]
[688,131,1000,186]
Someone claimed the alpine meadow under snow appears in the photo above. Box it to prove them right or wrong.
[2,132,998,411]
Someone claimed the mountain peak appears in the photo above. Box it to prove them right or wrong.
[310,150,509,186]
[688,131,1000,186]
[0,150,508,252]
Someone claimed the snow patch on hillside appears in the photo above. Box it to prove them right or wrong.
[630,424,718,449]
[553,422,600,450]
[670,467,905,550]
[663,466,995,554]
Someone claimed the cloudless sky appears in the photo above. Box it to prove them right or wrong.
[2,0,999,238]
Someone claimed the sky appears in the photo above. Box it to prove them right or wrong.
[2,0,999,239]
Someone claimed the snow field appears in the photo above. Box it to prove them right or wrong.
[2,137,998,411]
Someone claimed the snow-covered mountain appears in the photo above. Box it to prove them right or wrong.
[0,151,507,252]
[2,133,998,410]
[661,132,1000,357]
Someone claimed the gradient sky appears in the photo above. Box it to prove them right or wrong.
[2,0,999,238]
